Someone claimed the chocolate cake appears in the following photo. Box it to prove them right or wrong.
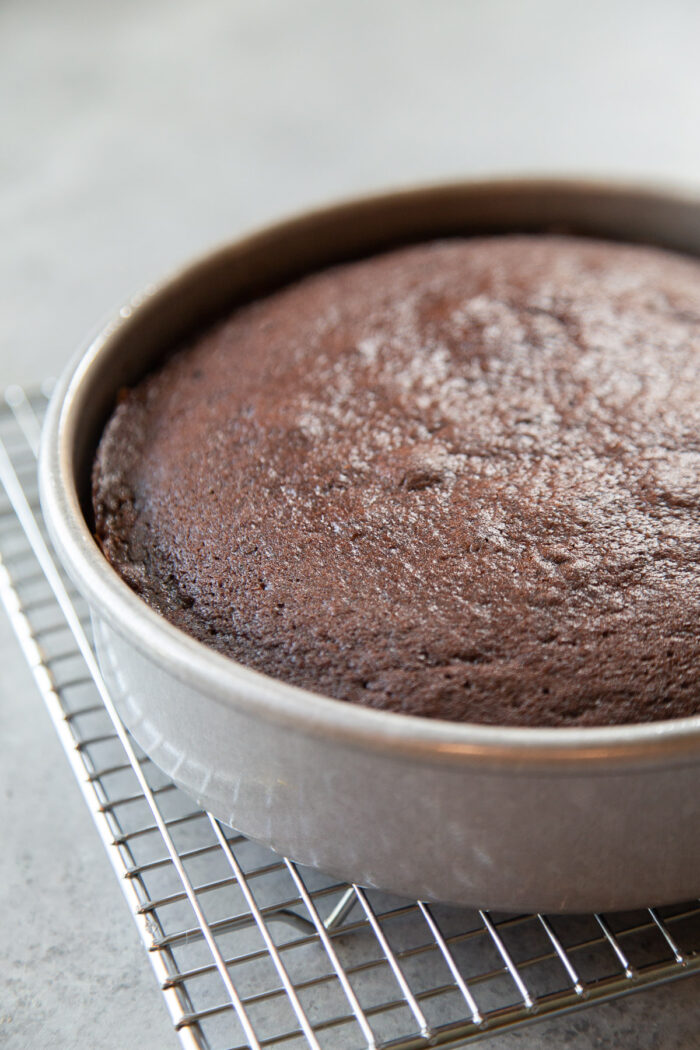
[93,235,700,726]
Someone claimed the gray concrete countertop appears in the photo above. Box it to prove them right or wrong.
[1,1,699,1046]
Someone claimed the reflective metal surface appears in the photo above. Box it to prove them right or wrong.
[39,179,700,911]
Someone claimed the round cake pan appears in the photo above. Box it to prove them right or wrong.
[39,178,700,913]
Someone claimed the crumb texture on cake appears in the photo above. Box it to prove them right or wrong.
[93,235,700,726]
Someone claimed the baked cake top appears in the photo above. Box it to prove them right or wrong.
[93,235,700,726]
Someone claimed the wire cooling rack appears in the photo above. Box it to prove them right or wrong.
[1,385,700,1050]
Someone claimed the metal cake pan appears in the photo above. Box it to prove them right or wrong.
[39,178,700,913]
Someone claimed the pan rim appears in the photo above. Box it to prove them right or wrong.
[39,175,700,771]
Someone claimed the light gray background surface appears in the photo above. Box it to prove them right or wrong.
[1,1,699,1047]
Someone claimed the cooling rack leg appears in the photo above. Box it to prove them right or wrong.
[265,885,358,933]
[324,887,358,930]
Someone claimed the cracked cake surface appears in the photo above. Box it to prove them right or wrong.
[93,235,700,726]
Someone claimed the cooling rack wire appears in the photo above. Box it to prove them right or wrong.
[1,384,699,1050]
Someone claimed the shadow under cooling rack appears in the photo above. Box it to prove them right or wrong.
[0,384,699,1050]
